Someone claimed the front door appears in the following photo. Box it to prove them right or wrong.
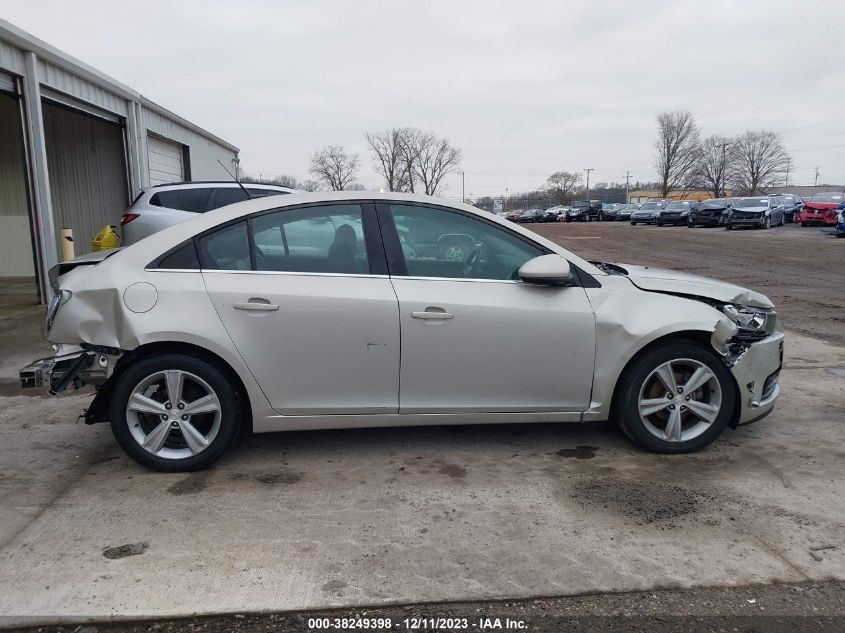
[379,202,596,413]
[200,203,400,415]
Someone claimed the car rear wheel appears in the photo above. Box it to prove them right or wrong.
[614,342,736,453]
[109,354,240,471]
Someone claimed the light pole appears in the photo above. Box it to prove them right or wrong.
[461,171,465,203]
[585,168,594,199]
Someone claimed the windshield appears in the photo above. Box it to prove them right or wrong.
[811,193,844,203]
[734,198,769,209]
[665,202,689,210]
[638,203,659,210]
[700,199,727,209]
[573,201,590,208]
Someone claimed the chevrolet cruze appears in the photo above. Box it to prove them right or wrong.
[21,193,783,471]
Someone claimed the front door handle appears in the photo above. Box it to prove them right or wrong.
[412,307,454,320]
[234,298,279,312]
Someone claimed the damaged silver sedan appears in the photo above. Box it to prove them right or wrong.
[21,192,783,471]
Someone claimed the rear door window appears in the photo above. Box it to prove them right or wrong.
[149,188,215,213]
[247,188,288,198]
[251,205,370,274]
[208,188,249,210]
[197,221,251,270]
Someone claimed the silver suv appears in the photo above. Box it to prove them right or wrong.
[120,181,298,244]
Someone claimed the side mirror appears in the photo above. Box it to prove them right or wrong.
[518,255,574,286]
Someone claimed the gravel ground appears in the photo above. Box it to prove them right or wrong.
[6,581,843,632]
[532,221,845,347]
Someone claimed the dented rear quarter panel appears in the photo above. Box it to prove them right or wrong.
[46,250,276,420]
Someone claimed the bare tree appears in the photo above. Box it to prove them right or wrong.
[396,127,426,193]
[411,132,462,196]
[696,135,735,198]
[544,171,582,205]
[729,131,790,195]
[297,179,321,192]
[308,145,360,191]
[366,128,410,192]
[654,111,701,197]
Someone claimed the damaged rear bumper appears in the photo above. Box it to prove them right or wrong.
[728,332,784,425]
[20,349,116,395]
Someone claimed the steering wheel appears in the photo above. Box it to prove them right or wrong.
[462,247,480,278]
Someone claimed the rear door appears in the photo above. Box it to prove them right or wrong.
[200,202,401,415]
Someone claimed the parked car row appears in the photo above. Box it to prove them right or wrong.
[120,183,845,244]
[615,193,843,231]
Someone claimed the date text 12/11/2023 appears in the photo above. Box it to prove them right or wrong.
[307,616,529,630]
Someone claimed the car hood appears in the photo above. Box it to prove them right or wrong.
[733,206,767,213]
[804,202,841,210]
[614,263,774,308]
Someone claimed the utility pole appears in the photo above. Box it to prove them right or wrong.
[784,158,791,187]
[461,171,465,203]
[716,140,731,197]
[584,168,594,199]
[814,166,820,186]
[624,171,631,203]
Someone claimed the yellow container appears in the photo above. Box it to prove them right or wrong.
[91,225,119,251]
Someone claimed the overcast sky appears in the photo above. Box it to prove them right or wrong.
[6,0,845,197]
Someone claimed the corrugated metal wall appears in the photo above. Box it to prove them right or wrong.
[39,59,128,117]
[142,107,236,183]
[42,101,128,255]
[0,91,34,276]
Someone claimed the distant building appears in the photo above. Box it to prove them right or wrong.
[0,19,239,302]
[627,189,719,203]
[761,185,844,198]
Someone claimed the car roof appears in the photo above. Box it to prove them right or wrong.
[117,191,603,277]
[146,181,299,193]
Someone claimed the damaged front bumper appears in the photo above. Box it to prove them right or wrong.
[20,348,117,395]
[728,332,784,425]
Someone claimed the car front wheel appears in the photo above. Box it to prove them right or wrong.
[109,353,240,471]
[613,342,736,453]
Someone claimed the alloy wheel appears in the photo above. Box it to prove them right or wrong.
[126,370,222,459]
[637,358,723,442]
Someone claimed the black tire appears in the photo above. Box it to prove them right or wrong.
[109,353,240,472]
[613,341,736,453]
[656,222,663,227]
[631,222,637,226]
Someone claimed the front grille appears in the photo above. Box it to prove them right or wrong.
[732,211,762,220]
[733,329,769,343]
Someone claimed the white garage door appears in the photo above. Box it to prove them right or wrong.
[147,135,183,185]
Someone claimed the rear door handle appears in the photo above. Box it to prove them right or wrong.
[411,307,454,320]
[234,299,279,312]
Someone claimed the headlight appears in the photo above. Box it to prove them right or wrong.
[838,211,843,223]
[722,304,776,333]
[681,210,689,216]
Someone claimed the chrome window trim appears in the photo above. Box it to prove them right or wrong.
[198,269,391,280]
[149,267,525,284]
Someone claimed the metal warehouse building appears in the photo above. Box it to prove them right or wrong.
[0,19,239,302]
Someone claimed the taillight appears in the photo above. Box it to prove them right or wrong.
[121,213,140,225]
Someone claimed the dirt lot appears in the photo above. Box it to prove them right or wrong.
[0,221,843,628]
[533,221,845,347]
